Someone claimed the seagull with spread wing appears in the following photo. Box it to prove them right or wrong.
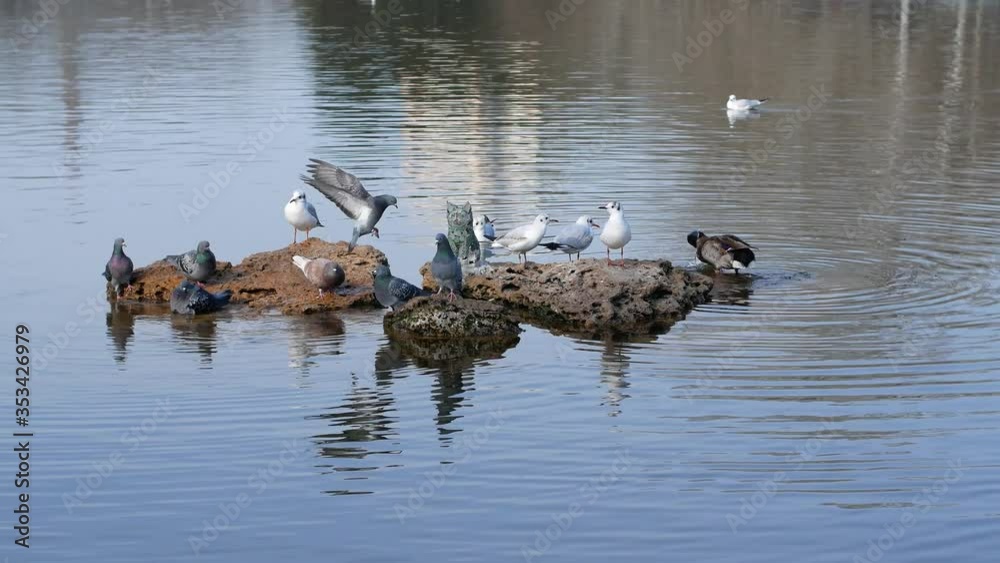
[300,159,398,252]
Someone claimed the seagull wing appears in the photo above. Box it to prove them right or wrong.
[554,224,589,251]
[302,159,374,221]
[495,223,531,247]
[305,200,322,225]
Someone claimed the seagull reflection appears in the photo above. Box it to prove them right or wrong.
[599,339,634,417]
[287,314,346,372]
[726,108,760,127]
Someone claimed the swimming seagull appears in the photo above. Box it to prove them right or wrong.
[473,214,496,243]
[165,241,216,285]
[284,190,323,244]
[599,202,631,266]
[103,237,134,297]
[492,214,558,264]
[292,256,345,297]
[372,265,428,311]
[170,280,233,315]
[300,159,398,252]
[431,233,463,301]
[727,94,768,111]
[540,215,600,261]
[687,231,757,274]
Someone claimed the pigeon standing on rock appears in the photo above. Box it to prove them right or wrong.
[103,237,134,297]
[372,265,428,311]
[170,280,233,315]
[292,255,345,297]
[284,190,323,244]
[300,159,398,252]
[431,233,463,301]
[165,241,216,285]
[540,215,600,261]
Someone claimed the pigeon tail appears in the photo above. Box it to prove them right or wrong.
[292,255,310,273]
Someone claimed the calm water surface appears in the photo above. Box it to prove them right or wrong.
[2,1,999,561]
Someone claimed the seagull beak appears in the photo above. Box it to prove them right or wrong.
[597,206,606,210]
[549,219,559,223]
[591,222,600,229]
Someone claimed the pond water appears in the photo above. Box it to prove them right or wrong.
[2,0,999,561]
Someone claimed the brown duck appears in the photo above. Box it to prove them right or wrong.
[687,231,757,273]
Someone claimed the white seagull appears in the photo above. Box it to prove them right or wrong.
[492,214,558,264]
[473,214,496,244]
[284,191,323,244]
[726,94,769,111]
[599,201,631,266]
[540,215,600,261]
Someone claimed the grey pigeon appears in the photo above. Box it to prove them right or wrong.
[292,255,346,297]
[300,159,398,252]
[164,240,216,284]
[687,231,757,273]
[430,233,462,301]
[102,237,134,297]
[372,264,428,310]
[540,215,600,261]
[170,280,233,315]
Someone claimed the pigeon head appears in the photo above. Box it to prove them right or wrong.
[687,231,706,248]
[197,241,211,252]
[373,265,391,279]
[435,233,449,245]
[113,237,126,253]
[177,280,196,294]
[289,190,305,203]
[375,195,398,210]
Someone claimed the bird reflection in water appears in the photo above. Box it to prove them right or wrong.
[706,271,755,306]
[169,314,220,365]
[106,302,163,365]
[287,314,346,374]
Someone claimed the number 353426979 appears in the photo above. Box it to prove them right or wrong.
[16,325,30,425]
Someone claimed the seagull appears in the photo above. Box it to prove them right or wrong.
[492,214,557,264]
[103,237,134,297]
[473,214,496,244]
[372,265,428,311]
[284,191,323,244]
[170,280,232,315]
[165,241,216,285]
[292,256,345,297]
[431,233,463,301]
[300,159,398,252]
[727,94,768,111]
[687,231,757,273]
[540,215,600,261]
[599,202,631,266]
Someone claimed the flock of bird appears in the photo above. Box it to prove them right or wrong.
[104,128,762,313]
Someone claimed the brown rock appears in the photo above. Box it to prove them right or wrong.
[384,296,521,339]
[420,259,713,334]
[117,239,387,314]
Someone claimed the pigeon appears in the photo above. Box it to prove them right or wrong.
[102,237,134,297]
[292,255,345,297]
[540,215,600,261]
[599,202,632,266]
[372,264,428,311]
[727,94,768,111]
[430,233,463,301]
[284,190,323,244]
[492,214,558,263]
[473,214,496,243]
[165,241,216,284]
[170,280,233,315]
[687,231,757,273]
[300,159,398,252]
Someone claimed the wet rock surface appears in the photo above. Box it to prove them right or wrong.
[115,239,387,314]
[420,258,713,334]
[383,296,522,339]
